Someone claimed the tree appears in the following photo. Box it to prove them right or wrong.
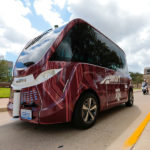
[129,72,143,88]
[0,58,11,82]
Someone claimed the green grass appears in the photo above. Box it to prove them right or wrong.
[0,88,10,98]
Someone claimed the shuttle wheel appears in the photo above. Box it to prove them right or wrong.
[72,93,99,129]
[125,90,134,107]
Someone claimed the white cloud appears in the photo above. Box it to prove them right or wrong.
[24,0,31,7]
[0,0,40,57]
[126,49,150,73]
[33,0,65,27]
[110,0,150,15]
[1,0,150,73]
[67,0,150,73]
[54,0,66,9]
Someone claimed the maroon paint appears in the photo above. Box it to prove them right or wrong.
[7,19,131,124]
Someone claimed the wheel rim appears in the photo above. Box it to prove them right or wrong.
[130,92,134,104]
[82,97,97,124]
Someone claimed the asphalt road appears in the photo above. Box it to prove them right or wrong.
[0,92,150,150]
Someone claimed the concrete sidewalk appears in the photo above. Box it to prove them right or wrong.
[0,98,9,112]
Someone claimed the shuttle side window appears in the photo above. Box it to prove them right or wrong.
[50,22,128,73]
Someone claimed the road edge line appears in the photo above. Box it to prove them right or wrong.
[123,113,150,149]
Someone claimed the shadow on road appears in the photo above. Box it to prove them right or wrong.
[0,104,141,150]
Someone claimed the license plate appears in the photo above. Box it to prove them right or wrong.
[21,109,32,120]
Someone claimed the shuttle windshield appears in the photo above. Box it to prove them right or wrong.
[15,24,66,69]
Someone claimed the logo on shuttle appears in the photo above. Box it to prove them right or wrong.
[115,88,121,101]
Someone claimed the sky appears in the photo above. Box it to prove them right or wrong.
[0,0,150,73]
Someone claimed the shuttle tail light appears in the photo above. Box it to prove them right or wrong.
[13,91,20,118]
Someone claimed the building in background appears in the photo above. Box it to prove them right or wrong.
[144,67,150,84]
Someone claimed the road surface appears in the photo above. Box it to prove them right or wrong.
[0,92,149,150]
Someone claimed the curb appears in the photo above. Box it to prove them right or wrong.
[0,108,7,112]
[134,90,141,93]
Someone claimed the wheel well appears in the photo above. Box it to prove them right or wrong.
[129,87,133,93]
[71,89,100,121]
[80,89,100,104]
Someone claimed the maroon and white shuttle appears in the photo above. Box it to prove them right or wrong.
[8,19,134,129]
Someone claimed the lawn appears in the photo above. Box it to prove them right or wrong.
[0,88,10,98]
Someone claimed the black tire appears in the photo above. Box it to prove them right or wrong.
[72,92,99,129]
[125,90,134,107]
[143,90,146,95]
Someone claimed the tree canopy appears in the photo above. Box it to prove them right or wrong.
[0,58,12,82]
[129,72,143,88]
